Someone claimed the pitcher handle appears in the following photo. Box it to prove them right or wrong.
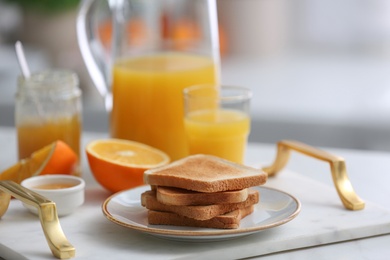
[77,0,112,111]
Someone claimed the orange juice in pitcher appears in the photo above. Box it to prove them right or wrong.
[77,0,220,160]
[111,53,217,160]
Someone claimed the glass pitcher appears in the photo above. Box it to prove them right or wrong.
[77,0,220,160]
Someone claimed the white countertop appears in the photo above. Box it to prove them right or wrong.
[1,127,390,259]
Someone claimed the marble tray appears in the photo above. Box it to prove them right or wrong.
[1,170,390,259]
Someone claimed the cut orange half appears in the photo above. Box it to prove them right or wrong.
[0,140,78,184]
[86,139,170,193]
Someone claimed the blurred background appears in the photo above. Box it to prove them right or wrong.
[1,0,390,151]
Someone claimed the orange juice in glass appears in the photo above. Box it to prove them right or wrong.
[183,86,251,164]
[111,53,218,160]
[15,70,82,175]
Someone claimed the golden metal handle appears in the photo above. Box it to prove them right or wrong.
[0,180,75,259]
[262,140,365,211]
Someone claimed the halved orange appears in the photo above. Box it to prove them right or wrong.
[86,139,170,193]
[0,140,78,184]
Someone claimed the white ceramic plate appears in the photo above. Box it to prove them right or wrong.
[102,185,301,242]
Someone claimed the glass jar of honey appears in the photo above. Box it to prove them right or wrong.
[15,70,82,176]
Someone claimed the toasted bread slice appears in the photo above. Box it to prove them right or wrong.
[148,205,254,229]
[141,189,259,220]
[156,186,249,206]
[144,154,267,193]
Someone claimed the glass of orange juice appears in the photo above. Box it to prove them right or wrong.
[15,70,82,176]
[183,85,252,164]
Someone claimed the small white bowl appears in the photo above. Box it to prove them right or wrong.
[21,174,85,217]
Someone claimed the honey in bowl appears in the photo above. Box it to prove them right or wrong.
[33,183,76,190]
[21,174,85,216]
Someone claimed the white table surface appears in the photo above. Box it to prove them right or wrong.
[1,127,390,259]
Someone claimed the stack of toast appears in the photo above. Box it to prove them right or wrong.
[141,154,267,229]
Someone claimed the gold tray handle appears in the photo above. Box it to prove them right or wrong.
[0,180,75,259]
[262,140,365,211]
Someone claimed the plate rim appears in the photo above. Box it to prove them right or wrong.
[102,185,301,238]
